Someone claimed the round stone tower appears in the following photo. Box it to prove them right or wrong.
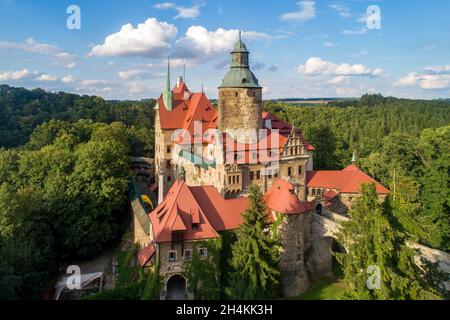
[218,32,262,143]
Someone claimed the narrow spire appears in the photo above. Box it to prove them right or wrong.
[166,57,171,92]
[351,151,357,164]
[183,64,186,82]
[239,30,242,41]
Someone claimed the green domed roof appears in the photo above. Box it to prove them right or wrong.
[219,32,261,89]
[219,67,261,88]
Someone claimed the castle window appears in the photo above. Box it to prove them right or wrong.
[298,166,302,175]
[288,167,292,177]
[167,176,172,182]
[235,92,238,97]
[296,253,302,262]
[312,189,316,196]
[199,248,208,259]
[249,171,254,181]
[184,250,193,261]
[168,251,177,262]
[228,176,232,185]
[166,146,171,154]
[192,223,199,230]
[166,160,171,168]
[274,171,279,178]
[256,171,261,180]
[232,176,236,184]
[237,175,240,184]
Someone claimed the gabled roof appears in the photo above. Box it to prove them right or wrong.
[147,179,313,243]
[265,179,313,215]
[306,164,389,194]
[148,181,219,243]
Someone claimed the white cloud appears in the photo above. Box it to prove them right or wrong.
[297,57,383,77]
[342,27,367,35]
[65,62,77,69]
[89,18,177,58]
[124,81,147,94]
[36,74,57,81]
[324,41,335,47]
[394,71,450,90]
[80,79,109,86]
[174,5,202,19]
[0,38,76,68]
[172,27,267,65]
[280,0,316,22]
[153,2,175,9]
[154,2,202,19]
[0,68,31,81]
[62,75,76,83]
[327,75,350,85]
[328,3,351,18]
[243,31,272,41]
[423,65,450,74]
[118,69,148,80]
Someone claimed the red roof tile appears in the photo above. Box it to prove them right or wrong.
[306,165,389,194]
[265,179,313,214]
[138,243,155,267]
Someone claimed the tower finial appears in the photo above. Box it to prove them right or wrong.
[239,30,242,41]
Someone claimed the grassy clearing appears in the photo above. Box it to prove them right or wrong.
[293,276,347,300]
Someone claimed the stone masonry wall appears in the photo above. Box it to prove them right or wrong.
[278,211,314,297]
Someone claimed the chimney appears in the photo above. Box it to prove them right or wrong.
[177,76,183,88]
[351,151,357,165]
[158,173,164,205]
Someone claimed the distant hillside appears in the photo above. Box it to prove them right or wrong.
[0,85,156,149]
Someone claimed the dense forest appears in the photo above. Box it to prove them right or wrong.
[0,86,448,299]
[265,95,450,252]
[0,85,155,154]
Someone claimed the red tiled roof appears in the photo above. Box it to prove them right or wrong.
[306,164,389,194]
[323,190,339,200]
[157,82,314,154]
[147,178,313,243]
[138,243,155,267]
[265,179,313,215]
[148,181,220,243]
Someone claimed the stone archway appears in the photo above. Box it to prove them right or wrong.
[166,274,187,300]
[315,203,323,215]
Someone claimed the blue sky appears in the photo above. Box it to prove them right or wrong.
[1,0,449,100]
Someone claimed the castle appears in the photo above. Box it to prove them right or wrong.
[131,34,389,300]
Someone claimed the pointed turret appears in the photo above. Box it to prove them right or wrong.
[163,58,173,111]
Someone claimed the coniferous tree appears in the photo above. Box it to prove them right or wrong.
[336,183,445,300]
[228,185,280,299]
